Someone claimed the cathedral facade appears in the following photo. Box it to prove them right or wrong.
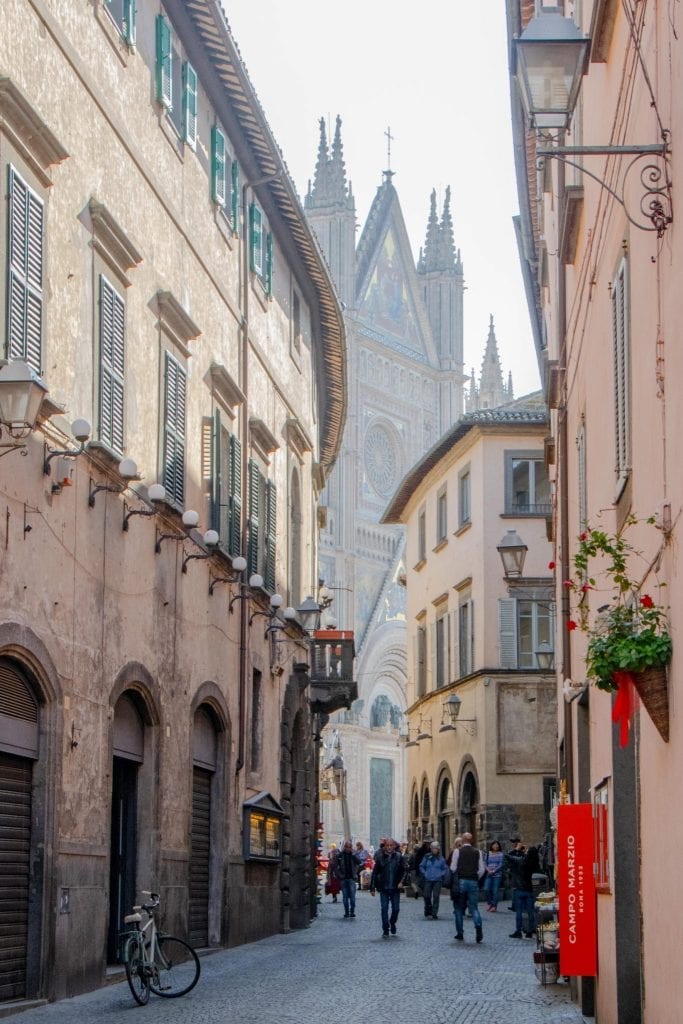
[305,118,506,848]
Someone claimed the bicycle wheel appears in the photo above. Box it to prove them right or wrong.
[149,935,200,997]
[125,935,150,1006]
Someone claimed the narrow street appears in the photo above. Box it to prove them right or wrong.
[11,894,588,1024]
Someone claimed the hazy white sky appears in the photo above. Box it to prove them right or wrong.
[225,1,541,398]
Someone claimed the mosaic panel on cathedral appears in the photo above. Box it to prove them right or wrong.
[359,230,422,352]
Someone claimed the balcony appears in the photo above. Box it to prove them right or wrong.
[308,630,357,714]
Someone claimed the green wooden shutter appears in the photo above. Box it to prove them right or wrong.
[264,480,277,592]
[163,353,186,505]
[211,409,221,533]
[7,166,43,373]
[250,203,263,275]
[99,275,125,454]
[156,14,172,109]
[211,126,226,206]
[228,434,242,557]
[499,598,518,669]
[247,459,260,576]
[231,161,240,232]
[183,62,197,148]
[265,232,273,296]
[124,0,136,44]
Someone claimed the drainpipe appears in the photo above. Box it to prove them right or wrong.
[235,167,283,776]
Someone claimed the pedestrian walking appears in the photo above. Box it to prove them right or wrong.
[419,840,448,919]
[370,837,405,937]
[409,838,431,900]
[509,842,540,939]
[483,840,504,911]
[354,840,368,891]
[337,840,360,918]
[450,831,485,943]
[326,845,341,903]
[505,837,526,924]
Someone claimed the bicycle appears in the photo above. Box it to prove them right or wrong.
[120,891,201,1005]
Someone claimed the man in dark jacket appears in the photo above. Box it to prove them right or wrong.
[450,832,485,942]
[336,840,360,918]
[370,838,405,937]
[509,842,539,938]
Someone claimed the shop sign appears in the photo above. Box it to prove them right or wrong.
[557,803,597,976]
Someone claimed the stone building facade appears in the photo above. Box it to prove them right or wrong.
[0,0,345,1006]
[382,395,556,853]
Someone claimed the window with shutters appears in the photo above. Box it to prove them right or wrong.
[504,451,551,515]
[292,291,302,354]
[156,14,173,110]
[458,467,471,528]
[211,125,239,232]
[417,508,426,565]
[435,611,450,688]
[105,0,136,44]
[458,600,473,677]
[203,412,242,557]
[436,487,448,544]
[250,202,273,296]
[162,352,186,505]
[6,166,44,373]
[416,625,427,697]
[612,258,630,497]
[499,597,555,669]
[98,275,126,454]
[247,459,277,591]
[250,670,263,774]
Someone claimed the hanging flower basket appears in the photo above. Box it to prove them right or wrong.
[564,519,671,746]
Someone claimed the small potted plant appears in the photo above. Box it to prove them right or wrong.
[564,517,671,743]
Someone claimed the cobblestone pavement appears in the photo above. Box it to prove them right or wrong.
[10,894,590,1024]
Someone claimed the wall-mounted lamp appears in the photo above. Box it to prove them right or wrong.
[513,8,672,235]
[88,457,138,507]
[208,555,247,595]
[155,508,199,553]
[416,714,432,742]
[535,640,555,671]
[182,529,219,573]
[229,569,264,612]
[497,529,528,579]
[44,418,91,487]
[122,483,166,530]
[402,725,419,748]
[0,360,49,457]
[250,592,284,628]
[440,692,477,735]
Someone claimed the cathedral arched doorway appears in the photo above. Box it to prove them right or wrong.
[0,658,42,1001]
[437,775,454,853]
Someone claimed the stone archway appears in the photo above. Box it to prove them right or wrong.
[460,770,479,844]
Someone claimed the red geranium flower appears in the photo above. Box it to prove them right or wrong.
[563,580,573,588]
[640,594,655,608]
[548,561,556,570]
[567,619,578,631]
[580,532,588,541]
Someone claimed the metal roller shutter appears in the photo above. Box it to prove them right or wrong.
[0,753,32,1001]
[188,767,211,949]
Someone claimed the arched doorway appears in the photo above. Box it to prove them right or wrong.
[0,659,39,1001]
[460,770,479,843]
[438,776,453,853]
[410,789,419,843]
[189,706,219,949]
[108,693,144,962]
[421,785,431,839]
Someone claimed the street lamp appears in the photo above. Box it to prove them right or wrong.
[440,692,477,735]
[535,640,555,671]
[497,529,528,578]
[296,595,322,633]
[513,8,590,131]
[0,360,48,444]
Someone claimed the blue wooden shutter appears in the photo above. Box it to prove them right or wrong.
[231,161,240,232]
[265,232,273,296]
[183,62,197,148]
[124,0,136,44]
[228,434,242,557]
[163,353,186,505]
[156,15,172,109]
[247,458,260,576]
[7,166,43,373]
[211,126,226,206]
[264,480,277,592]
[99,275,125,453]
[499,598,518,669]
[250,203,263,275]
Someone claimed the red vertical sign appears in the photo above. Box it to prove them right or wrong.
[557,803,597,976]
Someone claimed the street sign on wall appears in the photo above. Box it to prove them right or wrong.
[557,803,597,976]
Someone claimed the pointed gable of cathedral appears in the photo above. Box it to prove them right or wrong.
[355,177,438,365]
